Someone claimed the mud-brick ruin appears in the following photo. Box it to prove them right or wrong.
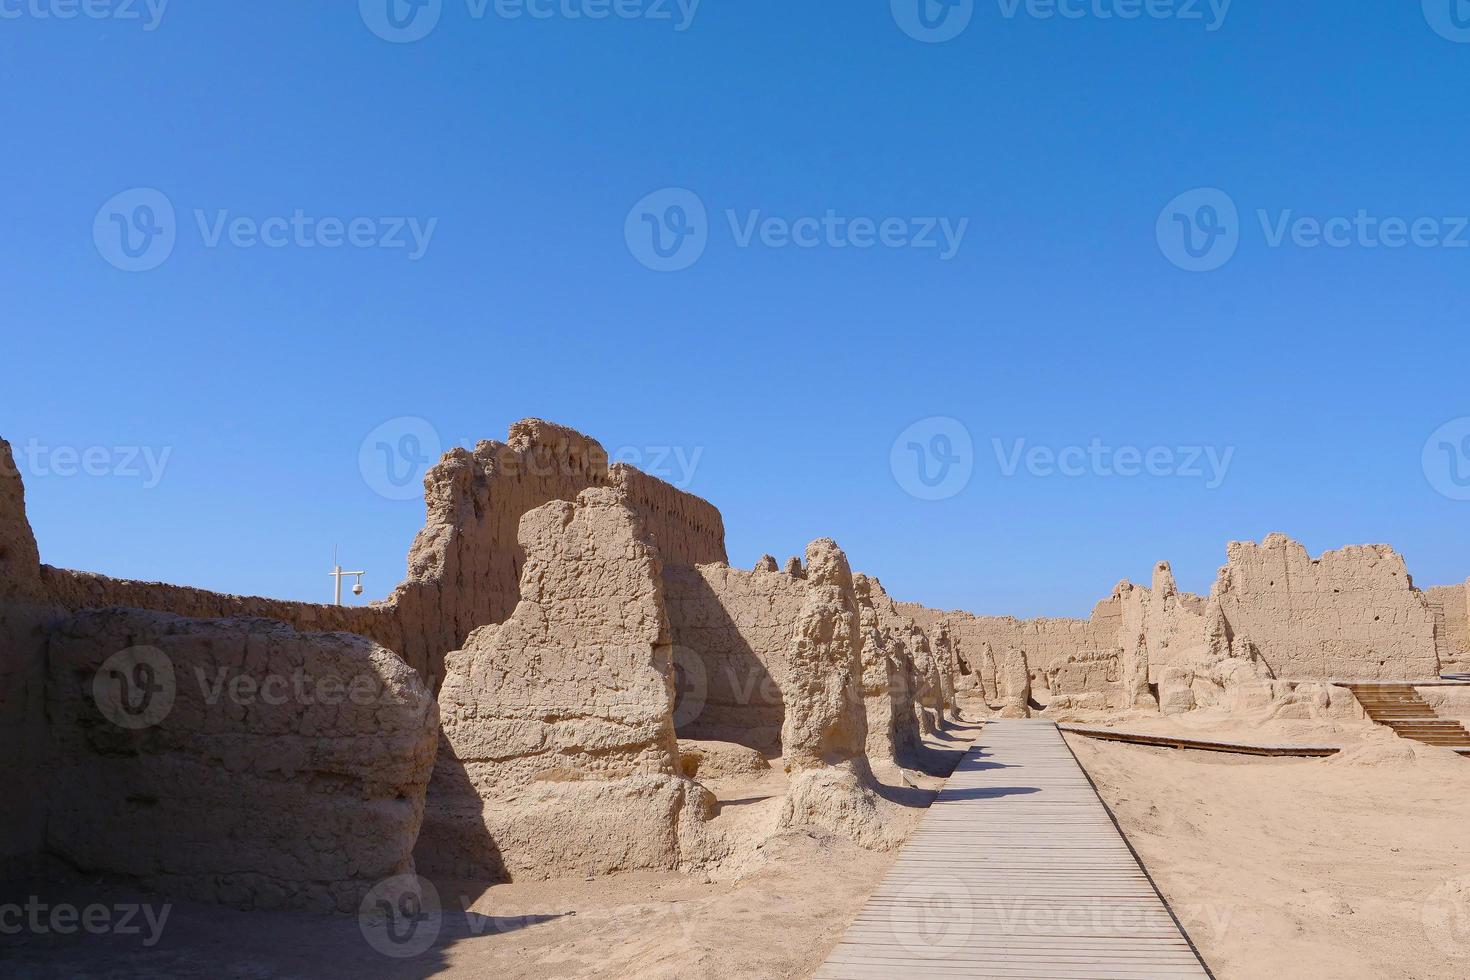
[3,419,1469,913]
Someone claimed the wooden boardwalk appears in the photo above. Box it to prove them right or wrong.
[814,720,1211,979]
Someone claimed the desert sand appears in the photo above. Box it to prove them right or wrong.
[1068,732,1470,979]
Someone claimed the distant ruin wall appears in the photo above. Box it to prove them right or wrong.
[1212,535,1439,680]
[896,602,1111,679]
[1427,581,1470,672]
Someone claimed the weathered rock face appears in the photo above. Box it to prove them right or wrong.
[776,541,902,849]
[387,421,727,685]
[853,574,923,768]
[1211,534,1439,680]
[45,609,437,912]
[779,539,867,771]
[419,487,717,881]
[752,554,779,573]
[905,625,947,734]
[933,620,976,696]
[997,647,1032,718]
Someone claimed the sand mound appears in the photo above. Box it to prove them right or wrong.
[678,740,771,780]
[1324,728,1467,770]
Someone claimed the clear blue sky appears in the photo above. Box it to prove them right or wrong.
[5,2,1470,618]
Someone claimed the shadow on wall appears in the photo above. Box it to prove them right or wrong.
[666,566,786,757]
[413,739,507,882]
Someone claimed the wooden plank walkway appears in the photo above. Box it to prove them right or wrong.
[814,719,1211,979]
[1056,724,1342,757]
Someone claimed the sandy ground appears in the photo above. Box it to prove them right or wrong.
[1068,731,1470,980]
[0,720,981,979]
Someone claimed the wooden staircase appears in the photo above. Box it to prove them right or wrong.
[1344,683,1470,753]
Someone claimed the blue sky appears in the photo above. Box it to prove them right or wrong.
[4,1,1470,617]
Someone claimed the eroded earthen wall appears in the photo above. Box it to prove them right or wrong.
[0,437,52,859]
[1212,534,1439,680]
[1427,581,1470,673]
[46,609,437,911]
[664,562,807,754]
[20,419,727,689]
[419,488,717,881]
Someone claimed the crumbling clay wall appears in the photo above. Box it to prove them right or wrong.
[46,608,437,912]
[666,546,920,849]
[1427,581,1470,674]
[776,540,903,850]
[418,488,718,882]
[1211,534,1439,680]
[0,437,53,859]
[897,601,1111,689]
[663,562,809,754]
[853,574,924,768]
[4,421,728,867]
[27,419,727,688]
